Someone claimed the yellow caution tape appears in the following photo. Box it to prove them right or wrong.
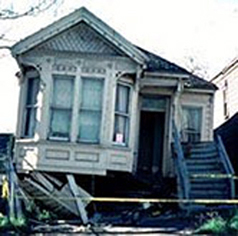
[191,174,238,179]
[14,196,238,204]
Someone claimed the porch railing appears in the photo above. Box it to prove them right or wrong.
[216,135,235,198]
[172,120,190,200]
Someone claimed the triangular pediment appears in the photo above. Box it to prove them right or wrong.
[12,7,148,65]
[35,21,125,56]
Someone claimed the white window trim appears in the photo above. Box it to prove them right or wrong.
[112,81,132,147]
[77,76,105,144]
[48,74,75,141]
[22,74,40,139]
[181,105,203,142]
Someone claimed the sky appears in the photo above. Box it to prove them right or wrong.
[0,0,238,132]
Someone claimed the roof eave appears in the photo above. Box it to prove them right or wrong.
[11,7,148,66]
[143,71,190,79]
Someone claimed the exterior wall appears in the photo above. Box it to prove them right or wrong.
[213,64,238,128]
[178,90,214,141]
[14,51,138,175]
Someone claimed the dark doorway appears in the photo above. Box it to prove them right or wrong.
[137,111,165,181]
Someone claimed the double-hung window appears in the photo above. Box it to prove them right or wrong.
[49,75,74,140]
[24,76,40,137]
[181,106,202,142]
[113,83,130,145]
[78,77,104,143]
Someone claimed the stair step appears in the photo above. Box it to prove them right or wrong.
[190,190,229,199]
[183,143,216,151]
[188,152,218,159]
[190,178,228,184]
[186,162,222,169]
[187,167,224,174]
[185,158,220,164]
[190,141,215,148]
[191,183,228,191]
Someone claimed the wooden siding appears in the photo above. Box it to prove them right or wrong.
[213,65,238,128]
[179,91,214,141]
[15,140,133,175]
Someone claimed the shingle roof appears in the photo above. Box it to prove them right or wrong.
[137,47,217,90]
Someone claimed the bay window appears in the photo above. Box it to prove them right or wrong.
[78,77,104,143]
[49,75,74,139]
[113,83,130,145]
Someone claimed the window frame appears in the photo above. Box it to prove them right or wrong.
[77,76,104,144]
[113,82,132,146]
[48,74,75,141]
[22,73,40,138]
[181,105,203,143]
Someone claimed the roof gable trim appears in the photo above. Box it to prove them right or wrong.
[11,7,148,65]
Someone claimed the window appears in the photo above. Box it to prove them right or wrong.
[49,75,74,140]
[181,106,202,142]
[78,77,104,143]
[113,84,130,145]
[223,80,229,119]
[24,77,40,137]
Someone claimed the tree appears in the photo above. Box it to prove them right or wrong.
[184,56,209,79]
[0,0,63,20]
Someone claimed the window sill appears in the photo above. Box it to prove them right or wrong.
[77,140,100,145]
[112,142,129,148]
[48,137,70,142]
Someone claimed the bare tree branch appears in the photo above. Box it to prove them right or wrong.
[0,0,63,20]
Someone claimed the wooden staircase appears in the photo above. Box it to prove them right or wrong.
[183,141,231,200]
[172,121,235,209]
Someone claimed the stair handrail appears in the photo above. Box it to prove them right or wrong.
[172,120,190,199]
[216,135,235,198]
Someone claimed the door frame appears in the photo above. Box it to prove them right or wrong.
[135,94,171,177]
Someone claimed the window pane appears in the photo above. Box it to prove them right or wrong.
[116,84,130,113]
[78,111,101,142]
[78,77,104,143]
[113,115,128,144]
[81,78,103,110]
[24,108,37,137]
[182,107,202,142]
[50,109,71,138]
[53,75,74,108]
[26,78,40,105]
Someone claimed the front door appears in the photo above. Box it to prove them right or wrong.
[137,111,165,179]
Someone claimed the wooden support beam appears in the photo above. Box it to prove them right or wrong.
[67,175,89,224]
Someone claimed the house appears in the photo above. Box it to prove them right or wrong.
[211,57,238,128]
[215,113,238,176]
[10,7,232,214]
[212,58,238,187]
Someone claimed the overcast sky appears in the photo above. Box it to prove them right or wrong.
[0,0,238,132]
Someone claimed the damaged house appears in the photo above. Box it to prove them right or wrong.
[9,7,235,219]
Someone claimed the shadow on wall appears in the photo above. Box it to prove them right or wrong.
[215,112,238,175]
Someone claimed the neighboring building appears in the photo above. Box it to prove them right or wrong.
[215,112,238,175]
[211,58,238,128]
[11,7,216,185]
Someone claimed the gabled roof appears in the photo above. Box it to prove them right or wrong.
[11,7,216,91]
[211,57,238,82]
[11,7,148,65]
[138,47,217,90]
